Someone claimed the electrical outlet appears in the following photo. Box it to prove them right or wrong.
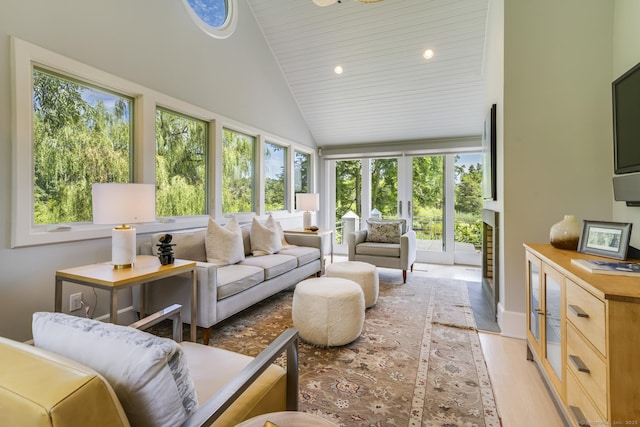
[70,293,82,311]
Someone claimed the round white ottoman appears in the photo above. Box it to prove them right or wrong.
[292,278,365,347]
[325,261,379,308]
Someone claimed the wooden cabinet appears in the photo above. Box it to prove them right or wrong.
[524,244,640,427]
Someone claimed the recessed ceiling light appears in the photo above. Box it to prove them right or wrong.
[334,65,343,74]
[423,48,435,59]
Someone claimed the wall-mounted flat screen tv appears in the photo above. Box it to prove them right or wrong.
[613,61,640,174]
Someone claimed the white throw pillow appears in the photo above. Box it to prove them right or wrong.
[32,312,198,427]
[250,215,283,256]
[205,216,245,266]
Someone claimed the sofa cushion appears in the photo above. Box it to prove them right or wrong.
[366,220,403,244]
[217,264,265,300]
[250,216,282,256]
[32,312,198,427]
[205,217,245,266]
[152,228,207,262]
[355,241,401,258]
[239,254,297,280]
[278,246,321,267]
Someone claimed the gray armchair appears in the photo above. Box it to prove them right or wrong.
[347,218,417,283]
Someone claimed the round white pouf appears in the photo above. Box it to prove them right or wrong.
[292,278,365,347]
[325,261,379,308]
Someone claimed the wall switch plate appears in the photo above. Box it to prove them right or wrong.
[70,293,82,311]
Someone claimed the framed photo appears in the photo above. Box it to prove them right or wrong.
[577,220,632,260]
[482,103,497,200]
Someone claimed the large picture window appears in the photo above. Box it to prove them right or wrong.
[155,108,208,217]
[12,37,313,247]
[264,142,287,212]
[222,128,255,214]
[33,67,133,225]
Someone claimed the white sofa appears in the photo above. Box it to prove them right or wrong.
[133,223,325,344]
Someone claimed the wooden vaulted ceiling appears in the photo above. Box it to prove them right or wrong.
[247,0,489,147]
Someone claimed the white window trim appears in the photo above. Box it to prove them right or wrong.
[182,0,238,40]
[11,37,314,247]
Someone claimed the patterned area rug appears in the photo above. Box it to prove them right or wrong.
[195,269,501,427]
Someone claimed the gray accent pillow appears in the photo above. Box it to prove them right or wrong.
[366,220,403,243]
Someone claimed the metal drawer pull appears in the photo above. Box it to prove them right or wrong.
[569,355,591,373]
[569,304,590,318]
[569,405,589,426]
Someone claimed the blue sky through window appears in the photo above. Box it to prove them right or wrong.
[187,0,227,28]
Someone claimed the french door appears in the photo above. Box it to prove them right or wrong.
[331,152,482,266]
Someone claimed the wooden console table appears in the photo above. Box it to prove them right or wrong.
[55,256,198,341]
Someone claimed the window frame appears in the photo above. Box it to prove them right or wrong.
[155,106,210,218]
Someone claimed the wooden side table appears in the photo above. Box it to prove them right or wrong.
[55,256,198,341]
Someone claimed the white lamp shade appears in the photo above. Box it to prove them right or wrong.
[296,193,320,212]
[92,183,156,225]
[92,183,155,268]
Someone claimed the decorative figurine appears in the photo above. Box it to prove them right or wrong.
[156,234,176,265]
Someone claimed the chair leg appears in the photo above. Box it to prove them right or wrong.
[411,263,414,272]
[202,327,211,346]
[403,270,407,283]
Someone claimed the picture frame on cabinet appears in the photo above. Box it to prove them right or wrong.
[577,220,632,260]
[482,103,497,201]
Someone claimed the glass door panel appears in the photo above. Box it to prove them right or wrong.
[335,160,362,244]
[411,155,445,258]
[453,153,482,266]
[527,252,541,349]
[370,158,398,219]
[544,271,563,382]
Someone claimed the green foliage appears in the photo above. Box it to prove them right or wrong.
[264,142,286,211]
[33,69,131,224]
[222,129,255,213]
[155,109,207,217]
[335,160,361,221]
[294,151,310,194]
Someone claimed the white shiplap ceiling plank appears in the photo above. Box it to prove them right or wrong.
[247,0,489,147]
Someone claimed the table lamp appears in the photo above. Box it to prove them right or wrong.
[92,183,156,269]
[296,193,319,230]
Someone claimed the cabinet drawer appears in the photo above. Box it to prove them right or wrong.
[567,370,607,427]
[567,323,607,417]
[566,280,606,355]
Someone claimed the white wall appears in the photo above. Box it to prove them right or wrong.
[499,0,613,338]
[612,0,640,242]
[0,0,314,341]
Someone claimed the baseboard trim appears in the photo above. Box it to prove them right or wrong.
[496,303,526,339]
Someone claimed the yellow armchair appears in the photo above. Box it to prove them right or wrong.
[0,305,298,427]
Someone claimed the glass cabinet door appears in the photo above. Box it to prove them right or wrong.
[543,265,564,391]
[526,252,542,353]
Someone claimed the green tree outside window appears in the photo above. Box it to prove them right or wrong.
[222,128,255,213]
[155,108,207,217]
[33,68,132,224]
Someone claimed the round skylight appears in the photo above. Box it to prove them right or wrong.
[183,0,237,39]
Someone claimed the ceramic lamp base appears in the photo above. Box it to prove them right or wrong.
[303,211,312,230]
[112,226,136,268]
